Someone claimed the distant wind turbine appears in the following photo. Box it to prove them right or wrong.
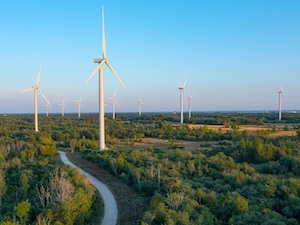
[188,94,193,118]
[44,101,51,117]
[86,5,127,150]
[110,90,117,119]
[59,97,67,117]
[178,80,187,124]
[20,65,51,132]
[75,96,83,118]
[139,97,144,116]
[278,85,283,121]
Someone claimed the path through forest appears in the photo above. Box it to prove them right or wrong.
[58,151,118,225]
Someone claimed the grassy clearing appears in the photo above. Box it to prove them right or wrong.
[188,124,297,137]
[113,137,216,152]
[66,151,149,225]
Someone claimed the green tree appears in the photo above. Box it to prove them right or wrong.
[19,173,30,199]
[14,200,31,225]
[0,169,7,215]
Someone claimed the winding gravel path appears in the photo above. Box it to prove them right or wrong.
[58,151,118,225]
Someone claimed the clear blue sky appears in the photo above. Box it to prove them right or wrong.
[1,0,299,114]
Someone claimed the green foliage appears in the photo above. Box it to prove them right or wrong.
[14,200,30,225]
[0,115,98,224]
[1,113,300,224]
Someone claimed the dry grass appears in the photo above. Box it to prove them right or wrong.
[187,124,297,137]
[267,130,297,137]
[187,124,270,131]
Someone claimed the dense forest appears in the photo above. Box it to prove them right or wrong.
[0,115,101,224]
[0,112,300,224]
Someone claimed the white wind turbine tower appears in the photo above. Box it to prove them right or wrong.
[44,101,51,117]
[188,94,193,118]
[75,96,83,118]
[178,80,187,124]
[278,85,283,121]
[86,6,127,150]
[139,97,144,116]
[59,98,67,117]
[20,65,51,132]
[110,90,117,119]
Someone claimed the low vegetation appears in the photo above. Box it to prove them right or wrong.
[0,112,299,224]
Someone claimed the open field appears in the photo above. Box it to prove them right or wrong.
[113,138,219,154]
[187,124,297,137]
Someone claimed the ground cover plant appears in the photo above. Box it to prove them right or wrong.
[0,112,300,224]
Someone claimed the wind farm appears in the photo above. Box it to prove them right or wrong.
[1,1,300,225]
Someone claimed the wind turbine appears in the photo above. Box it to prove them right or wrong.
[110,90,117,119]
[86,6,127,150]
[188,94,193,118]
[59,97,67,117]
[44,101,51,117]
[75,96,83,118]
[178,80,187,124]
[139,97,144,116]
[278,85,283,121]
[20,65,50,132]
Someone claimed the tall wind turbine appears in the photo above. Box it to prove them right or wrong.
[188,94,193,118]
[278,85,283,121]
[20,65,50,132]
[178,80,187,124]
[110,90,117,119]
[59,98,67,117]
[139,97,144,116]
[86,6,127,150]
[75,96,83,118]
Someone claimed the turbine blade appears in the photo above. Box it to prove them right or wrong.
[183,79,187,88]
[114,89,117,97]
[86,60,105,83]
[102,5,106,59]
[38,88,51,106]
[20,87,35,92]
[116,99,120,109]
[36,64,42,86]
[177,81,183,87]
[105,60,127,89]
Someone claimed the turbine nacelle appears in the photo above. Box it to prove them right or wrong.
[177,80,187,89]
[94,58,104,63]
